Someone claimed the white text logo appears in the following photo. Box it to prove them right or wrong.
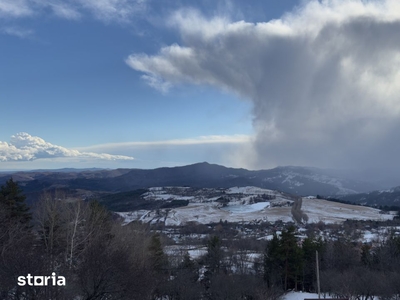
[17,273,66,286]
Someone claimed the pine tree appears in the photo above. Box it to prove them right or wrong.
[301,236,323,292]
[280,226,302,291]
[264,233,283,288]
[0,178,31,224]
[149,233,166,271]
[264,227,304,290]
[361,244,373,268]
[206,235,223,274]
[179,252,199,282]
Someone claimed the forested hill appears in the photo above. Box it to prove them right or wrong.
[0,163,383,203]
[339,186,400,207]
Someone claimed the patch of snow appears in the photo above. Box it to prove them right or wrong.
[362,231,379,243]
[258,234,274,241]
[302,198,394,224]
[188,248,208,259]
[148,187,163,191]
[222,202,270,213]
[283,291,318,300]
[226,186,274,195]
[281,173,304,187]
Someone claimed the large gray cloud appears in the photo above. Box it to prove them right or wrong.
[126,0,400,170]
[0,133,134,162]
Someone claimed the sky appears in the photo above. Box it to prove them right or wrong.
[1,0,400,172]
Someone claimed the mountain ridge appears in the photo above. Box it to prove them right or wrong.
[0,162,387,203]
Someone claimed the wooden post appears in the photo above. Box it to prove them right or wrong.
[316,250,320,299]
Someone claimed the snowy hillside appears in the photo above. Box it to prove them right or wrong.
[283,292,319,300]
[278,168,358,194]
[117,186,394,226]
[340,185,400,207]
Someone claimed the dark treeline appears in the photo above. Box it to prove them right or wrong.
[0,179,280,299]
[0,179,159,299]
[264,225,400,298]
[1,179,400,299]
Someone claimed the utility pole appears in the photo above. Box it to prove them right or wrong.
[316,250,320,299]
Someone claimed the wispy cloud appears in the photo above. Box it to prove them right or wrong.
[0,0,34,18]
[127,0,400,171]
[0,0,146,23]
[0,133,134,162]
[76,134,251,152]
[49,2,81,20]
[75,0,146,23]
[1,26,34,38]
[74,134,251,169]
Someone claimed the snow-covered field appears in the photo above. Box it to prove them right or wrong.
[118,202,294,225]
[221,202,270,213]
[225,186,276,195]
[282,291,319,300]
[164,245,208,260]
[117,186,395,226]
[302,198,394,223]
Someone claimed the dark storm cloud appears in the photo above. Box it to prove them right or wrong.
[127,1,400,170]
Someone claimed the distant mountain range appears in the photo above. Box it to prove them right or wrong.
[1,162,393,204]
[339,187,400,207]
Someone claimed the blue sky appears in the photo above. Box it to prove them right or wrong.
[2,0,400,171]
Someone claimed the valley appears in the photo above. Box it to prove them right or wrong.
[115,186,396,226]
[2,165,400,299]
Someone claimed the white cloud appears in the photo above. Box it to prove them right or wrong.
[0,133,134,162]
[141,74,172,94]
[76,134,251,151]
[0,0,33,18]
[49,2,81,20]
[75,0,146,23]
[1,26,34,38]
[127,0,400,170]
[0,0,146,22]
[74,134,251,169]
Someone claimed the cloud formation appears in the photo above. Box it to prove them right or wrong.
[0,26,33,38]
[76,134,250,169]
[127,0,400,170]
[0,133,134,162]
[0,0,146,22]
[78,134,251,151]
[0,0,33,18]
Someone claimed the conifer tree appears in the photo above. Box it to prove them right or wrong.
[206,235,224,274]
[264,233,283,288]
[0,178,31,224]
[178,252,199,286]
[280,226,302,291]
[301,236,323,292]
[149,233,166,271]
[264,226,303,291]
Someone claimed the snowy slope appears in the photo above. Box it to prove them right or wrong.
[283,291,319,300]
[116,186,394,226]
